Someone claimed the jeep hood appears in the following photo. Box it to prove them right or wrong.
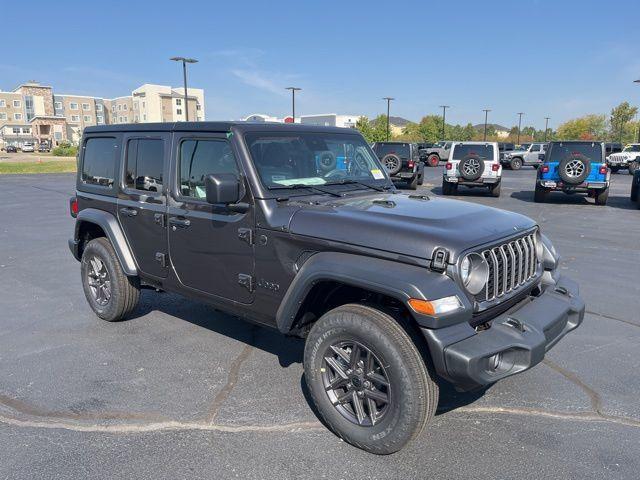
[288,193,536,261]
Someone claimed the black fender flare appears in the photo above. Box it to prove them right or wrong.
[275,252,472,333]
[72,208,138,276]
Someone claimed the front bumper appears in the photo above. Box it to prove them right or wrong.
[421,275,584,391]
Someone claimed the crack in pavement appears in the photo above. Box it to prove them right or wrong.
[586,309,640,329]
[542,358,603,414]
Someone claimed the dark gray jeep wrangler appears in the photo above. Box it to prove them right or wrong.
[69,122,584,454]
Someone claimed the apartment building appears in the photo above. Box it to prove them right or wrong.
[0,81,206,148]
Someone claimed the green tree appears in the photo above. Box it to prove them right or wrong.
[556,115,607,140]
[355,115,389,143]
[609,102,638,143]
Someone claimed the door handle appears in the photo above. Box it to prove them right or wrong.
[168,217,191,228]
[120,207,138,217]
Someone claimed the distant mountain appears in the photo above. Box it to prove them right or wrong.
[389,116,412,127]
[473,123,510,132]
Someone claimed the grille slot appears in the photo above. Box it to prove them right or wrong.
[478,232,539,302]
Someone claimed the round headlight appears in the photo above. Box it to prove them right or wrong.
[460,253,490,295]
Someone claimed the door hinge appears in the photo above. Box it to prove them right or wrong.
[238,228,254,245]
[238,273,254,292]
[155,252,167,267]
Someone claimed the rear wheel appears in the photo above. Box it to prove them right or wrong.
[81,237,140,322]
[407,175,418,190]
[631,175,639,202]
[427,154,440,167]
[304,304,438,455]
[610,165,620,174]
[534,184,547,203]
[594,187,609,206]
[489,181,501,197]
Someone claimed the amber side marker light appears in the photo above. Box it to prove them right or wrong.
[408,296,463,316]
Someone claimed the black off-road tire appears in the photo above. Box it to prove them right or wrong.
[631,173,639,202]
[304,304,438,455]
[458,155,485,181]
[81,237,140,322]
[427,154,440,167]
[534,184,547,203]
[319,151,337,172]
[558,154,591,185]
[509,157,523,170]
[417,165,424,185]
[610,165,620,174]
[381,154,402,175]
[407,174,418,190]
[442,180,457,195]
[594,187,609,206]
[629,160,639,176]
[489,181,501,197]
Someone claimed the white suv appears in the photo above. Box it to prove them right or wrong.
[442,142,502,197]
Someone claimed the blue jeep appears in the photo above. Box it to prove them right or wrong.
[534,141,610,205]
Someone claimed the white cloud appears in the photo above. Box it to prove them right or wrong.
[231,68,297,97]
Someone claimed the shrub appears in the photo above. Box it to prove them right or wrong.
[52,141,78,157]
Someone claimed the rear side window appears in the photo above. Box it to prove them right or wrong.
[125,139,164,192]
[547,142,603,164]
[178,139,238,199]
[82,137,117,187]
[452,144,494,160]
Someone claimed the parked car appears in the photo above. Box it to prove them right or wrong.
[5,145,18,153]
[442,142,502,197]
[606,143,640,174]
[535,141,609,205]
[21,142,35,152]
[371,141,424,189]
[517,143,531,151]
[630,168,640,208]
[38,142,51,153]
[498,142,515,163]
[421,141,453,167]
[417,143,437,166]
[605,142,623,158]
[68,122,584,454]
[502,142,547,170]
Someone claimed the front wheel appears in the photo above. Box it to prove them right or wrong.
[534,184,547,203]
[304,304,438,455]
[442,180,457,195]
[510,157,523,170]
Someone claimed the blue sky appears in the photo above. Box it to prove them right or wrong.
[2,0,639,129]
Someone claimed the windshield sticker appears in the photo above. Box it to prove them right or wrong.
[371,169,385,180]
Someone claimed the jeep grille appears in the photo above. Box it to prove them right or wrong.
[477,232,539,303]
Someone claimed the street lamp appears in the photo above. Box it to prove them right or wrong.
[544,117,550,142]
[286,87,302,123]
[439,105,450,141]
[383,97,394,141]
[516,112,525,145]
[635,80,640,142]
[170,57,198,121]
[482,109,491,141]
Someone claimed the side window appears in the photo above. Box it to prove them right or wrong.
[82,137,116,187]
[178,139,238,200]
[125,138,164,192]
[531,144,541,152]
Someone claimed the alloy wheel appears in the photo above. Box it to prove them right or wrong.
[462,158,480,176]
[565,159,585,178]
[87,256,111,306]
[322,340,391,426]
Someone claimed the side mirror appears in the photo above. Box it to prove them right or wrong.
[205,173,240,205]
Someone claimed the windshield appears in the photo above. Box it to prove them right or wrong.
[452,144,494,161]
[547,142,603,163]
[623,145,640,152]
[245,132,388,188]
[373,143,410,157]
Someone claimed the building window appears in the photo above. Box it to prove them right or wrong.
[54,101,63,110]
[70,102,78,110]
[123,104,128,111]
[119,116,124,122]
[13,127,20,134]
[96,104,103,112]
[142,101,146,108]
[71,115,80,122]
[82,103,90,111]
[176,109,182,115]
[196,104,201,111]
[54,132,62,141]
[133,102,139,110]
[175,99,182,106]
[117,105,122,111]
[97,115,104,123]
[112,105,116,113]
[0,99,5,107]
[13,100,21,108]
[14,113,22,120]
[0,113,6,120]
[23,127,31,134]
[143,114,147,121]
[84,115,91,122]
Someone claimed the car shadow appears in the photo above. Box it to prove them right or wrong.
[134,290,490,418]
[428,185,493,197]
[510,190,637,209]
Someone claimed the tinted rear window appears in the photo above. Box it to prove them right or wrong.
[547,142,603,164]
[82,137,116,187]
[374,143,410,157]
[452,144,494,160]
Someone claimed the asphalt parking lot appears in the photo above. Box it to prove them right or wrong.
[1,168,639,479]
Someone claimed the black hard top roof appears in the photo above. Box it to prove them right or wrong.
[83,121,355,135]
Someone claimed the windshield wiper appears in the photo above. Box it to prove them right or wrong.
[269,184,342,197]
[324,179,390,192]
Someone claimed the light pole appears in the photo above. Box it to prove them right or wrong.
[382,97,394,141]
[170,57,198,121]
[286,87,302,123]
[482,109,491,141]
[439,105,450,141]
[544,117,550,142]
[635,80,640,142]
[516,112,524,145]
